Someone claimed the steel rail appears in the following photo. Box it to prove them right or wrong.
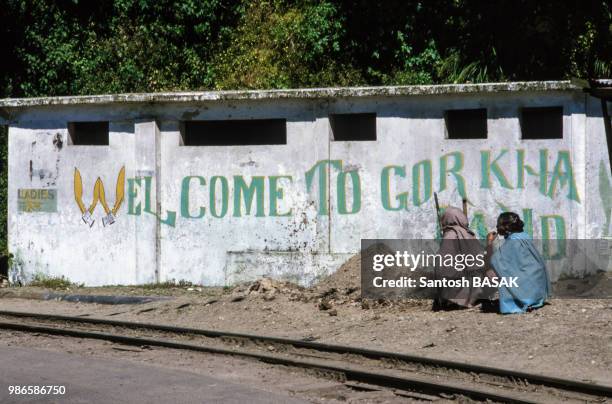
[0,320,538,403]
[0,310,609,401]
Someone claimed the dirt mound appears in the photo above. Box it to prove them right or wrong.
[305,243,428,311]
[226,242,430,311]
[315,253,361,293]
[229,277,304,302]
[313,242,395,294]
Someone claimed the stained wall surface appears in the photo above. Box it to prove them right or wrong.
[3,83,610,286]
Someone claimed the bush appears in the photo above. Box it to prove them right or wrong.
[211,0,360,89]
[28,273,83,289]
[141,279,197,289]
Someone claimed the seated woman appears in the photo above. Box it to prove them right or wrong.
[434,206,491,309]
[487,212,550,314]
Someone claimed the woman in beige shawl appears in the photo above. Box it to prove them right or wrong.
[434,207,492,309]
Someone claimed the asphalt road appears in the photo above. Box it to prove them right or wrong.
[0,346,306,403]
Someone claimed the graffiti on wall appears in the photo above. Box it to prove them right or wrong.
[69,149,585,239]
[18,189,57,213]
[74,166,125,227]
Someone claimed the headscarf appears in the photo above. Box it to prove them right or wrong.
[435,206,492,307]
[440,206,475,239]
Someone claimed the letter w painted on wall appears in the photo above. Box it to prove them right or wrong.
[74,167,126,227]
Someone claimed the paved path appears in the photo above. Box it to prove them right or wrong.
[0,346,306,403]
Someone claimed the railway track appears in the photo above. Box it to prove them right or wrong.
[0,310,609,403]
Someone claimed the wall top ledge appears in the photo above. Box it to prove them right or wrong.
[0,81,580,110]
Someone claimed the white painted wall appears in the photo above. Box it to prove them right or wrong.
[5,86,610,286]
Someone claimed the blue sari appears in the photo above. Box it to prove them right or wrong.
[490,232,550,314]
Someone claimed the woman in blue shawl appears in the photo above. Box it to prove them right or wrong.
[487,212,550,314]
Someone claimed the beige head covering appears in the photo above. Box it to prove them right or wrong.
[436,206,492,307]
[441,206,475,239]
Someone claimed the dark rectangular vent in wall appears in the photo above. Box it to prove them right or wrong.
[330,113,377,141]
[68,121,109,145]
[445,108,487,139]
[182,119,287,146]
[521,106,563,139]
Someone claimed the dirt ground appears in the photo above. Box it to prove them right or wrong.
[0,255,610,387]
[1,330,420,403]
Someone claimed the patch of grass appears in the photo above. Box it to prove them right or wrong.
[140,279,196,290]
[28,273,84,290]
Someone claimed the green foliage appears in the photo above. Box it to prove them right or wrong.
[28,273,84,289]
[380,38,442,85]
[70,0,240,94]
[436,50,505,84]
[1,0,609,98]
[2,0,241,96]
[211,0,360,89]
[140,279,196,289]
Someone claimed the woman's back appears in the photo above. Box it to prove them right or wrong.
[491,231,550,314]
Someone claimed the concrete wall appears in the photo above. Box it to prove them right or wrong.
[4,84,611,286]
